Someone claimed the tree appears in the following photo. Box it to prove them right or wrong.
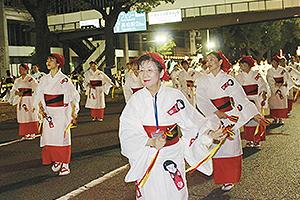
[22,0,52,72]
[81,0,174,76]
[216,19,300,62]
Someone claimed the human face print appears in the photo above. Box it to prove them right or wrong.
[46,57,59,70]
[139,60,162,89]
[206,54,222,72]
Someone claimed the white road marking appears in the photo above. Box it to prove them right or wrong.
[56,164,129,200]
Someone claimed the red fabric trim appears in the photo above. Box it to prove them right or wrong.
[90,108,104,119]
[44,94,64,107]
[274,77,284,84]
[18,121,39,136]
[288,99,293,113]
[211,96,234,112]
[90,80,102,87]
[213,155,242,184]
[244,125,264,142]
[42,145,71,165]
[242,84,258,96]
[143,125,179,147]
[270,108,288,119]
[18,88,32,96]
[131,87,143,94]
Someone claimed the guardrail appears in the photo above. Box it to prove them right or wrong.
[182,0,299,18]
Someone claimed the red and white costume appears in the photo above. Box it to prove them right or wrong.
[83,69,112,120]
[11,75,39,137]
[119,86,220,200]
[266,66,288,119]
[33,70,80,165]
[196,71,259,184]
[235,69,268,143]
[123,70,143,103]
[177,68,201,106]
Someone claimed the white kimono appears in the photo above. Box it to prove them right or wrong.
[266,66,288,116]
[33,70,80,147]
[123,70,143,103]
[83,69,112,109]
[196,71,259,158]
[177,68,201,106]
[119,86,220,200]
[11,75,38,123]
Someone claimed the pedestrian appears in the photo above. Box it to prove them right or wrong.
[83,61,113,121]
[195,51,262,191]
[31,64,46,82]
[266,55,288,126]
[10,64,39,139]
[123,60,143,103]
[33,53,80,176]
[177,60,200,106]
[119,52,225,199]
[235,56,268,147]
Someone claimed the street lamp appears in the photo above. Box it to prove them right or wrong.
[154,32,168,44]
[207,41,215,50]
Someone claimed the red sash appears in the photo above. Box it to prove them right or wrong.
[90,80,102,87]
[211,96,234,112]
[19,88,32,96]
[274,77,284,84]
[143,125,179,147]
[242,84,258,96]
[131,87,143,94]
[44,94,64,107]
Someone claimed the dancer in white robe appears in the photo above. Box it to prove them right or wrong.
[11,64,38,139]
[177,60,201,106]
[196,51,261,191]
[83,61,113,121]
[266,55,288,125]
[123,61,143,103]
[119,52,225,200]
[34,53,80,176]
[235,56,268,147]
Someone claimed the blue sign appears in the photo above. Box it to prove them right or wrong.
[114,11,147,33]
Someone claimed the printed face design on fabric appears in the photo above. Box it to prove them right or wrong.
[237,104,243,111]
[221,79,234,90]
[60,78,68,84]
[167,99,185,116]
[163,160,185,191]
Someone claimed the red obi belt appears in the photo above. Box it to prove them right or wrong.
[274,77,284,84]
[210,96,234,112]
[186,80,194,88]
[242,84,258,96]
[19,88,32,96]
[90,80,102,87]
[44,94,64,107]
[131,87,143,94]
[143,124,179,147]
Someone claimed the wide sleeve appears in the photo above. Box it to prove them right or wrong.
[8,79,20,105]
[101,72,113,95]
[122,73,133,103]
[226,77,259,130]
[257,72,268,95]
[33,77,46,111]
[195,78,218,116]
[266,69,278,94]
[119,96,157,182]
[83,71,90,95]
[66,79,80,114]
[176,91,220,175]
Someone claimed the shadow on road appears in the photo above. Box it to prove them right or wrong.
[202,188,231,200]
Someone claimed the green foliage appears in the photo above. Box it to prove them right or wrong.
[149,39,176,55]
[218,18,300,61]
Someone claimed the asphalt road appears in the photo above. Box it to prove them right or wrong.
[0,101,127,200]
[1,100,300,200]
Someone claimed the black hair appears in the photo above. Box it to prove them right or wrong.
[163,160,177,171]
[181,60,188,65]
